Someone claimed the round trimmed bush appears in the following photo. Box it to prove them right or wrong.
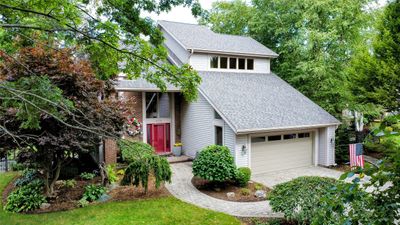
[119,140,154,163]
[192,145,237,182]
[236,167,251,187]
[268,176,338,222]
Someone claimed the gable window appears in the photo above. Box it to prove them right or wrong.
[238,58,246,70]
[229,58,237,69]
[210,55,255,70]
[220,57,228,69]
[247,59,254,70]
[214,110,222,119]
[210,56,219,68]
[215,126,223,145]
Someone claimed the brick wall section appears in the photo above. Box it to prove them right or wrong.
[103,91,143,164]
[104,139,118,165]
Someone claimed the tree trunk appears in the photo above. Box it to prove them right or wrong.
[49,159,62,195]
[44,169,50,196]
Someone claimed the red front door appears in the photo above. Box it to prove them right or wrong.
[147,123,170,153]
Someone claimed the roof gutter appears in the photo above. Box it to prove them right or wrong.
[236,123,342,135]
[189,49,279,58]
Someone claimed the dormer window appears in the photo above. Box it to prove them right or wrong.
[210,56,255,70]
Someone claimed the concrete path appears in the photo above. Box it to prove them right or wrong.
[165,162,283,218]
[252,166,343,188]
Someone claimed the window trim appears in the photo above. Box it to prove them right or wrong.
[209,55,254,71]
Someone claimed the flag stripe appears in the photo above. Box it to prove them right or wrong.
[349,143,364,169]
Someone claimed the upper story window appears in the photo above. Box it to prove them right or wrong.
[210,56,254,70]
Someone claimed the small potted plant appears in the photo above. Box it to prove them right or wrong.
[172,143,182,156]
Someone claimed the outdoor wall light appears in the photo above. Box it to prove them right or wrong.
[241,145,247,155]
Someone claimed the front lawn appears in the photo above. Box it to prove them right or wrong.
[0,172,240,225]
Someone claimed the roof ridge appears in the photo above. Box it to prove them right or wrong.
[158,20,206,27]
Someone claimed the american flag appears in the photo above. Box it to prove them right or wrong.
[349,143,364,168]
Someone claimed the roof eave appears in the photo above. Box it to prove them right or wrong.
[115,87,180,92]
[191,49,279,58]
[236,123,342,135]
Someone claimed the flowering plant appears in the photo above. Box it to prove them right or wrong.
[124,116,142,136]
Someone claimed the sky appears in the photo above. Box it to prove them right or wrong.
[143,0,387,25]
[142,0,213,24]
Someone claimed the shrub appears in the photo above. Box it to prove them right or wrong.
[268,176,337,223]
[255,183,264,191]
[82,184,106,202]
[236,167,251,187]
[192,145,237,182]
[117,169,125,176]
[80,172,95,180]
[119,140,154,163]
[240,188,251,196]
[14,169,38,187]
[11,163,25,171]
[65,179,77,188]
[77,198,89,207]
[5,179,46,212]
[106,164,118,183]
[121,152,172,193]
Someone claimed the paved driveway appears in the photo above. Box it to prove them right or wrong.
[252,166,343,188]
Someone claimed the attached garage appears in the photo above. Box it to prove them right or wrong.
[250,132,314,175]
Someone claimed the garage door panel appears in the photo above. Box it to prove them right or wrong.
[251,136,313,174]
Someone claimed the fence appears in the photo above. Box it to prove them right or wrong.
[0,157,15,172]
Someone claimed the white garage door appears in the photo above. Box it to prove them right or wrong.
[251,132,313,174]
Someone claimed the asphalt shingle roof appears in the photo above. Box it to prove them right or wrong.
[198,71,340,133]
[158,20,278,58]
[115,78,179,91]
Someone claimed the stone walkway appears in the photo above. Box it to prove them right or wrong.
[165,162,283,218]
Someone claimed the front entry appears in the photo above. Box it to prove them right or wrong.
[147,123,171,153]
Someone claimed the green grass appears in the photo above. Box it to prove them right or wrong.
[0,172,240,225]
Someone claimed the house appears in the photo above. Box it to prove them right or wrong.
[115,20,340,175]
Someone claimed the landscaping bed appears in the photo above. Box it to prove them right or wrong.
[2,174,170,213]
[192,176,270,202]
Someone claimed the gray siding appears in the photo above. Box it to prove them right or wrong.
[318,126,336,166]
[181,93,215,157]
[224,122,236,157]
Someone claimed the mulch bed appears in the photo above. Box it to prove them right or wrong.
[191,176,270,202]
[3,175,170,214]
[331,164,351,172]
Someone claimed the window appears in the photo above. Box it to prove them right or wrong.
[268,135,281,141]
[283,134,296,140]
[146,92,170,118]
[229,58,237,69]
[220,57,228,69]
[251,136,266,143]
[238,58,246,69]
[210,56,218,68]
[215,126,223,145]
[247,59,254,70]
[298,133,310,138]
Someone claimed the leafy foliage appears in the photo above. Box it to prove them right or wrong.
[14,169,39,187]
[77,198,89,208]
[106,164,118,184]
[235,167,251,187]
[313,122,400,224]
[199,0,252,36]
[348,1,400,111]
[80,172,95,180]
[0,45,125,196]
[240,188,250,196]
[65,179,77,188]
[192,145,237,183]
[119,140,154,163]
[5,179,46,212]
[0,0,202,101]
[268,176,338,223]
[121,141,171,193]
[82,184,106,202]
